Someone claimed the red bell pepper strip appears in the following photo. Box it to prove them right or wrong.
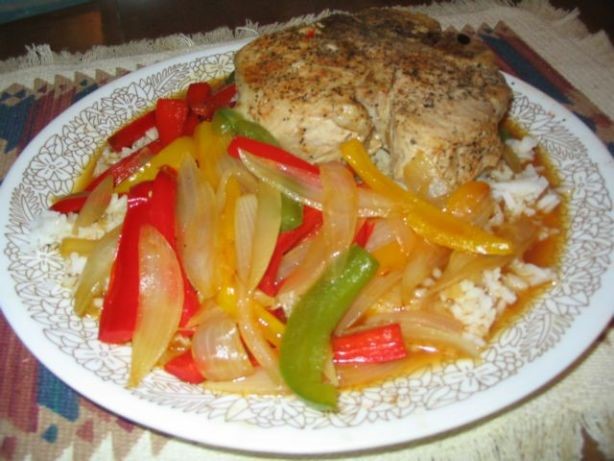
[148,167,200,329]
[182,113,200,136]
[50,192,89,213]
[164,350,204,384]
[211,83,237,108]
[190,83,236,119]
[156,98,189,146]
[86,141,162,192]
[108,110,156,152]
[186,82,212,110]
[227,136,320,175]
[332,323,407,364]
[353,219,375,248]
[98,182,153,344]
[258,206,323,296]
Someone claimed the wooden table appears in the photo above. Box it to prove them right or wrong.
[0,0,612,61]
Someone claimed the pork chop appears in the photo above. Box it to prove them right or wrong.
[234,8,511,197]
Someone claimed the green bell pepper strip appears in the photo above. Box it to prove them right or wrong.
[212,108,279,146]
[280,194,303,232]
[279,244,379,411]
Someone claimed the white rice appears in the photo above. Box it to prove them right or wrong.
[28,194,127,289]
[441,260,556,339]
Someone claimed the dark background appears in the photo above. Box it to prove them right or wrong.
[0,0,612,61]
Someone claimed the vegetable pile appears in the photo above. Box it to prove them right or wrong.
[50,76,559,411]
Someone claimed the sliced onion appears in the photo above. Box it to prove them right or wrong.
[277,163,360,311]
[364,311,480,357]
[238,150,391,217]
[234,194,257,285]
[336,359,413,388]
[335,270,403,333]
[74,175,113,229]
[236,289,281,383]
[388,215,419,254]
[401,239,449,303]
[277,233,315,280]
[364,218,396,252]
[276,230,328,311]
[320,162,358,259]
[216,156,258,210]
[366,310,464,333]
[191,306,254,381]
[74,226,120,316]
[176,155,218,298]
[248,183,281,290]
[203,368,288,395]
[129,224,184,387]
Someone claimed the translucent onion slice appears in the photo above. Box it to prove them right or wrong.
[203,368,288,395]
[234,194,257,285]
[364,218,396,252]
[74,175,113,229]
[363,311,480,357]
[176,156,218,298]
[388,215,419,254]
[236,289,281,383]
[335,270,403,333]
[401,239,449,303]
[277,233,315,280]
[248,183,281,290]
[191,306,254,381]
[216,155,258,209]
[129,224,184,387]
[336,359,413,388]
[73,226,120,316]
[320,162,358,260]
[238,150,391,217]
[277,163,360,312]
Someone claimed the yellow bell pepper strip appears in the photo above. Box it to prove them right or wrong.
[193,121,232,187]
[215,176,241,317]
[339,139,514,256]
[212,108,279,146]
[115,136,196,193]
[253,301,285,348]
[370,241,407,273]
[279,244,379,411]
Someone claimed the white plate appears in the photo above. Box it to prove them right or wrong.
[0,40,613,455]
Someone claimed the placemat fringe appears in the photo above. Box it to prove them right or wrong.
[0,1,610,74]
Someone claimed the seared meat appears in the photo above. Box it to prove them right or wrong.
[234,8,511,196]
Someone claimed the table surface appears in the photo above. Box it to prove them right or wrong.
[0,0,612,62]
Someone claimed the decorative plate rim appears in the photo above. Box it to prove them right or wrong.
[0,40,613,455]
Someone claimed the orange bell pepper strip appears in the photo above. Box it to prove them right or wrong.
[339,139,514,256]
